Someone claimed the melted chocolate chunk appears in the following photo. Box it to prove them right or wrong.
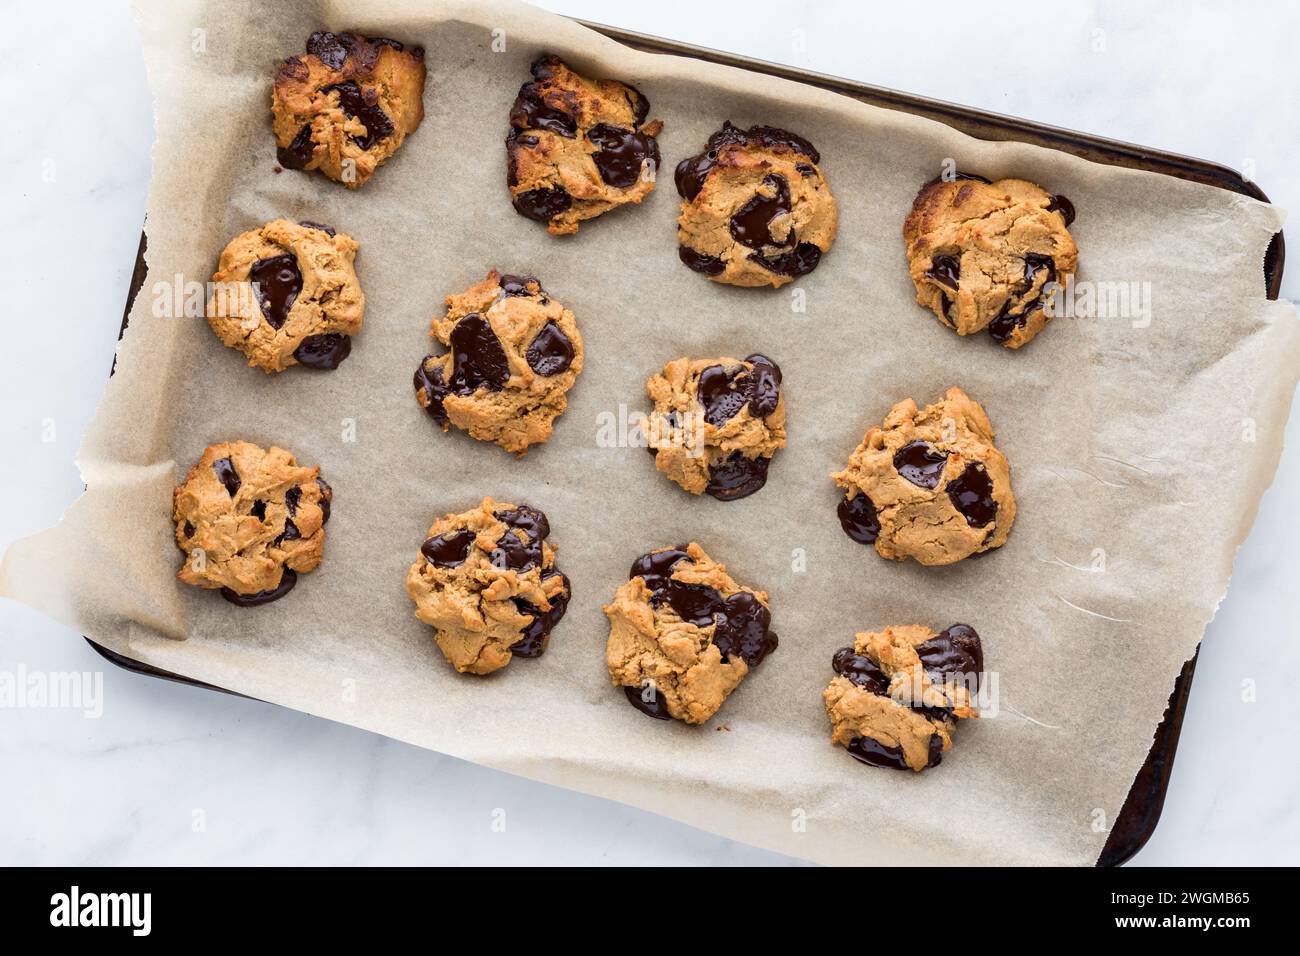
[946,462,998,528]
[249,254,302,330]
[299,220,335,236]
[697,364,749,427]
[678,245,726,275]
[625,682,672,720]
[893,441,949,489]
[831,646,888,696]
[525,321,574,376]
[512,186,573,222]
[413,359,449,424]
[316,478,331,524]
[182,521,195,538]
[729,174,794,250]
[846,733,943,771]
[837,492,879,544]
[629,547,690,590]
[745,354,782,418]
[212,457,240,497]
[421,529,475,568]
[278,124,316,170]
[491,505,550,572]
[1047,193,1076,226]
[449,314,510,392]
[675,122,820,201]
[587,123,659,188]
[510,569,570,658]
[705,452,771,501]
[926,254,960,291]
[306,31,353,70]
[509,86,577,138]
[279,519,301,543]
[987,254,1057,343]
[749,242,822,278]
[251,500,267,521]
[915,623,984,689]
[294,333,351,370]
[500,274,543,296]
[285,486,300,515]
[221,568,297,607]
[321,80,394,149]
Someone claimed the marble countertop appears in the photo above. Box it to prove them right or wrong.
[2,0,1297,865]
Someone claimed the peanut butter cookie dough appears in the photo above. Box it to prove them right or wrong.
[824,624,982,772]
[675,122,837,287]
[641,354,785,500]
[406,497,570,675]
[413,271,584,455]
[832,387,1015,566]
[173,441,332,605]
[904,173,1077,349]
[273,31,426,189]
[507,55,663,234]
[604,543,777,724]
[206,219,363,373]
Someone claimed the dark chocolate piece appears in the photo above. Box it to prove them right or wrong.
[294,333,351,370]
[893,441,949,490]
[212,457,240,497]
[837,492,879,544]
[946,463,997,528]
[221,568,297,607]
[249,254,301,330]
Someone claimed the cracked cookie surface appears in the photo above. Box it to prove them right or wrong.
[675,122,837,288]
[832,387,1015,566]
[406,497,570,675]
[904,174,1077,349]
[413,270,584,455]
[173,440,332,605]
[641,354,786,500]
[824,624,982,772]
[507,55,663,235]
[207,219,363,373]
[604,542,777,724]
[273,31,426,188]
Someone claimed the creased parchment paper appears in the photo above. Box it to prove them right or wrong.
[3,0,1297,866]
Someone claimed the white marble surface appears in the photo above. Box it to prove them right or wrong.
[1,0,1298,866]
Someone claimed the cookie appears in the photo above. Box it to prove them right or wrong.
[413,271,583,455]
[506,55,663,235]
[206,219,363,373]
[823,624,982,772]
[273,31,426,189]
[173,441,332,605]
[641,354,786,500]
[832,387,1015,566]
[406,497,570,675]
[604,542,777,724]
[903,173,1078,349]
[675,122,837,287]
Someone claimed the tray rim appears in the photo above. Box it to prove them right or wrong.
[87,18,1285,868]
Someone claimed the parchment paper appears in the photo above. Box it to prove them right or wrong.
[4,0,1298,866]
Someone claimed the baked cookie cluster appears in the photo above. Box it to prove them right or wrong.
[642,354,786,500]
[823,624,982,772]
[413,270,584,455]
[904,173,1078,349]
[832,386,1016,566]
[206,219,363,373]
[406,497,570,675]
[507,55,663,234]
[272,31,426,188]
[604,543,777,724]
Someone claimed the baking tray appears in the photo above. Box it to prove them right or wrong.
[88,19,1284,867]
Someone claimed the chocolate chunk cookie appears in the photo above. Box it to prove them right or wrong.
[173,441,332,605]
[406,497,570,675]
[413,270,583,455]
[506,55,663,235]
[272,31,426,189]
[904,174,1078,349]
[675,122,837,287]
[641,354,786,500]
[832,387,1015,566]
[824,624,982,772]
[207,220,363,373]
[604,542,777,724]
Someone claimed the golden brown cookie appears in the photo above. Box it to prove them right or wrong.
[675,122,837,287]
[173,441,331,605]
[272,31,426,189]
[405,497,570,675]
[903,173,1078,348]
[824,624,982,772]
[206,219,363,373]
[604,543,777,724]
[641,354,785,500]
[413,271,584,456]
[506,55,663,234]
[832,387,1015,566]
